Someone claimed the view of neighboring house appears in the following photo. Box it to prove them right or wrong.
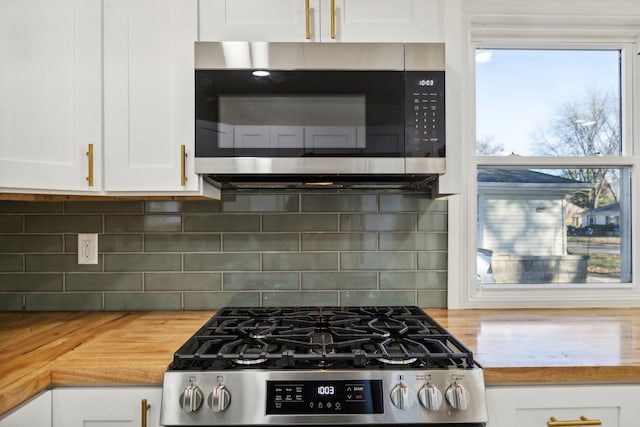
[477,169,593,257]
[566,201,586,228]
[581,202,620,227]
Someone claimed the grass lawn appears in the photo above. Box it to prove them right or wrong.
[567,236,620,275]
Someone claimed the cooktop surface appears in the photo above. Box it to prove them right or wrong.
[169,306,475,371]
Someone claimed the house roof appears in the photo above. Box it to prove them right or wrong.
[477,169,589,185]
[584,202,619,214]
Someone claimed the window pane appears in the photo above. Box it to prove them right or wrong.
[476,49,621,156]
[477,167,631,284]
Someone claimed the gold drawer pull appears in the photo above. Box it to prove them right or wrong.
[86,144,94,187]
[141,399,151,427]
[547,416,602,427]
[305,0,310,39]
[330,0,336,39]
[180,144,187,186]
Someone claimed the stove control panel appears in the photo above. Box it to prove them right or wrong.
[266,380,383,414]
[161,369,487,426]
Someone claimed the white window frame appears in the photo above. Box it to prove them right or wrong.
[449,14,640,308]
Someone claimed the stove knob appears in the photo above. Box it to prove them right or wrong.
[445,383,470,410]
[418,383,443,410]
[208,384,231,412]
[390,383,410,409]
[179,384,204,413]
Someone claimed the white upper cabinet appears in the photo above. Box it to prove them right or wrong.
[103,0,203,193]
[0,0,102,193]
[199,0,445,42]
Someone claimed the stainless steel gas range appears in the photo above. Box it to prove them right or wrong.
[160,306,488,426]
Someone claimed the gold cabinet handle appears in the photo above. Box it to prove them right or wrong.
[547,416,602,427]
[305,0,311,39]
[180,144,187,186]
[330,0,336,39]
[141,399,151,427]
[86,144,94,187]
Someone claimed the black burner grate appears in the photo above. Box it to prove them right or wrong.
[170,306,474,370]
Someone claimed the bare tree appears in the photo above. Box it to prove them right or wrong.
[531,90,620,209]
[476,135,504,156]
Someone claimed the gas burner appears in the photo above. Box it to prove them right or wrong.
[169,306,475,371]
[376,357,418,365]
[233,358,267,366]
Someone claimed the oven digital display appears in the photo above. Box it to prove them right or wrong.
[266,380,383,415]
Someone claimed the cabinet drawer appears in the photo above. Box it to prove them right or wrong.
[486,385,640,427]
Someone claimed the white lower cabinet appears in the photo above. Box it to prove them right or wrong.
[52,387,162,427]
[0,391,51,427]
[486,385,640,427]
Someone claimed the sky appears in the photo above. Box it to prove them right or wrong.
[475,49,621,156]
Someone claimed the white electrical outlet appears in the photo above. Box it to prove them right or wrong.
[78,233,98,264]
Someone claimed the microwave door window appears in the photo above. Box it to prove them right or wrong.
[195,70,405,157]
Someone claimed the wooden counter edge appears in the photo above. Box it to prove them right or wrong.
[484,365,640,385]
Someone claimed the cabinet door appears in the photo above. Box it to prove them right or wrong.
[103,0,200,192]
[199,0,320,42]
[486,385,640,427]
[0,391,51,427]
[324,0,444,42]
[52,387,162,427]
[0,0,102,193]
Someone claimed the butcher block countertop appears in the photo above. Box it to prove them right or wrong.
[2,308,640,416]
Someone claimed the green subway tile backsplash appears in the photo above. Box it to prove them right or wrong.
[263,214,338,232]
[105,215,181,233]
[25,215,102,233]
[0,201,63,213]
[145,200,222,213]
[105,254,182,272]
[145,272,221,291]
[223,234,298,252]
[0,294,22,310]
[262,291,338,307]
[340,252,415,270]
[0,235,62,253]
[340,213,415,232]
[66,273,142,292]
[104,292,182,311]
[26,254,102,272]
[65,201,143,213]
[301,272,377,290]
[223,194,298,212]
[25,293,102,311]
[0,255,22,272]
[223,272,299,290]
[0,274,62,292]
[0,215,23,232]
[263,252,338,271]
[184,214,260,232]
[340,290,415,306]
[185,253,260,271]
[0,191,448,311]
[183,291,260,309]
[144,234,221,252]
[379,233,447,251]
[301,194,377,212]
[301,233,376,251]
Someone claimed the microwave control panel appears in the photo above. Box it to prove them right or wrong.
[405,71,445,157]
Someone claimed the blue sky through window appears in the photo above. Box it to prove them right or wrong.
[475,49,621,156]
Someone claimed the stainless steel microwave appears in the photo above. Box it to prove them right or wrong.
[194,42,445,190]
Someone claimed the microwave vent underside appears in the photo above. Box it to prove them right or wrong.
[204,174,438,191]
